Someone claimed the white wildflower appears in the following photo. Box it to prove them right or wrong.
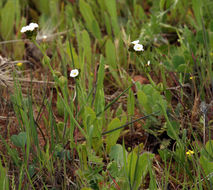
[133,44,144,51]
[29,23,38,29]
[20,26,27,33]
[21,22,39,33]
[70,69,79,78]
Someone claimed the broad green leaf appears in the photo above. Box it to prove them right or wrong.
[0,0,15,40]
[104,12,112,36]
[94,89,105,116]
[79,0,101,39]
[205,140,213,157]
[137,90,151,114]
[166,121,180,140]
[138,84,167,115]
[172,55,185,70]
[109,144,126,167]
[192,0,203,28]
[127,151,154,190]
[200,140,213,183]
[82,30,92,72]
[105,39,117,69]
[105,39,121,86]
[127,151,137,186]
[11,132,27,148]
[134,152,154,189]
[104,0,119,36]
[83,106,96,131]
[200,140,213,160]
[200,155,213,183]
[177,64,191,73]
[106,118,121,153]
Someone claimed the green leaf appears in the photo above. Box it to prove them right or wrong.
[200,140,213,182]
[82,30,92,71]
[160,0,166,11]
[172,55,185,70]
[105,39,121,86]
[106,118,121,153]
[83,106,96,131]
[137,90,152,114]
[205,140,213,158]
[177,64,190,73]
[0,0,15,40]
[56,94,64,116]
[109,144,127,167]
[11,132,27,148]
[200,155,213,183]
[104,12,112,36]
[104,0,119,36]
[94,56,105,114]
[127,151,154,190]
[166,121,180,140]
[192,0,203,28]
[200,140,213,160]
[134,152,154,189]
[79,0,101,39]
[105,39,117,69]
[139,84,167,115]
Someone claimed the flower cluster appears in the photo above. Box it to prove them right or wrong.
[20,23,39,39]
[131,40,144,52]
[21,23,39,33]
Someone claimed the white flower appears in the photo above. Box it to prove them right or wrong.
[133,44,144,51]
[131,40,139,45]
[20,26,27,33]
[147,60,150,65]
[70,69,79,78]
[20,22,39,33]
[29,23,38,29]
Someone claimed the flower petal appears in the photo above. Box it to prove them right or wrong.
[131,40,139,45]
